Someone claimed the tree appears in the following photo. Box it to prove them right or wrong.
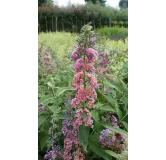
[46,0,54,6]
[85,0,107,7]
[38,0,47,6]
[38,0,54,6]
[119,0,128,8]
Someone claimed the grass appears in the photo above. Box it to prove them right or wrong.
[38,31,128,60]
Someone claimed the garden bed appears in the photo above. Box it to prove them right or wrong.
[38,24,128,160]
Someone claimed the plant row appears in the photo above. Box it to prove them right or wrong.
[38,4,128,32]
[97,27,128,39]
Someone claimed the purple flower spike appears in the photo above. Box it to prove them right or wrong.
[99,129,126,154]
[39,103,44,111]
[44,50,49,55]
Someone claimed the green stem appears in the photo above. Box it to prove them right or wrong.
[83,37,87,89]
[83,52,86,90]
[82,38,87,109]
[101,79,104,94]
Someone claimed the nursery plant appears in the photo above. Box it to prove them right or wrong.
[38,23,128,160]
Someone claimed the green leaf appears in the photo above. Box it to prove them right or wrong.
[95,102,103,109]
[101,94,122,119]
[115,107,122,120]
[117,151,128,160]
[58,112,66,119]
[38,114,49,128]
[100,106,115,112]
[104,80,122,93]
[104,150,118,158]
[89,134,100,141]
[56,87,74,97]
[120,79,127,88]
[124,96,128,107]
[39,131,49,150]
[47,82,53,88]
[47,105,58,113]
[95,123,104,133]
[78,125,90,152]
[89,136,112,160]
[121,121,128,131]
[91,110,99,122]
[38,95,53,104]
[100,122,128,137]
[96,89,105,101]
[104,95,116,108]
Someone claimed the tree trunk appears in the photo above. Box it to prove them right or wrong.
[48,24,49,32]
[84,15,85,25]
[52,16,54,32]
[71,18,74,33]
[38,22,40,33]
[62,16,64,31]
[109,17,111,27]
[76,17,77,33]
[55,16,58,32]
[81,18,82,28]
[45,16,48,32]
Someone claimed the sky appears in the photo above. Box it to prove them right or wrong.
[54,0,120,8]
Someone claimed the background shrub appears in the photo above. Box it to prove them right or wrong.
[97,27,128,38]
[38,4,128,32]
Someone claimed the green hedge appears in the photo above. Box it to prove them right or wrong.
[38,4,128,32]
[97,27,128,38]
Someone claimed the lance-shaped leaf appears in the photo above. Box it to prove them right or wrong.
[78,125,90,152]
[100,122,128,137]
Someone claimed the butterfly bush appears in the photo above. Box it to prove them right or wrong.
[44,134,63,160]
[43,125,63,160]
[62,23,98,160]
[42,23,128,160]
[38,102,44,111]
[99,129,126,154]
[100,112,126,154]
[99,113,126,154]
[62,117,85,160]
[103,112,118,127]
[38,42,57,80]
[96,52,109,75]
[44,146,63,160]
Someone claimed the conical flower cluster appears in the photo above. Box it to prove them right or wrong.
[71,47,98,127]
[62,24,98,160]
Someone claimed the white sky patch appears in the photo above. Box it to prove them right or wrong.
[106,0,120,7]
[54,0,120,7]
